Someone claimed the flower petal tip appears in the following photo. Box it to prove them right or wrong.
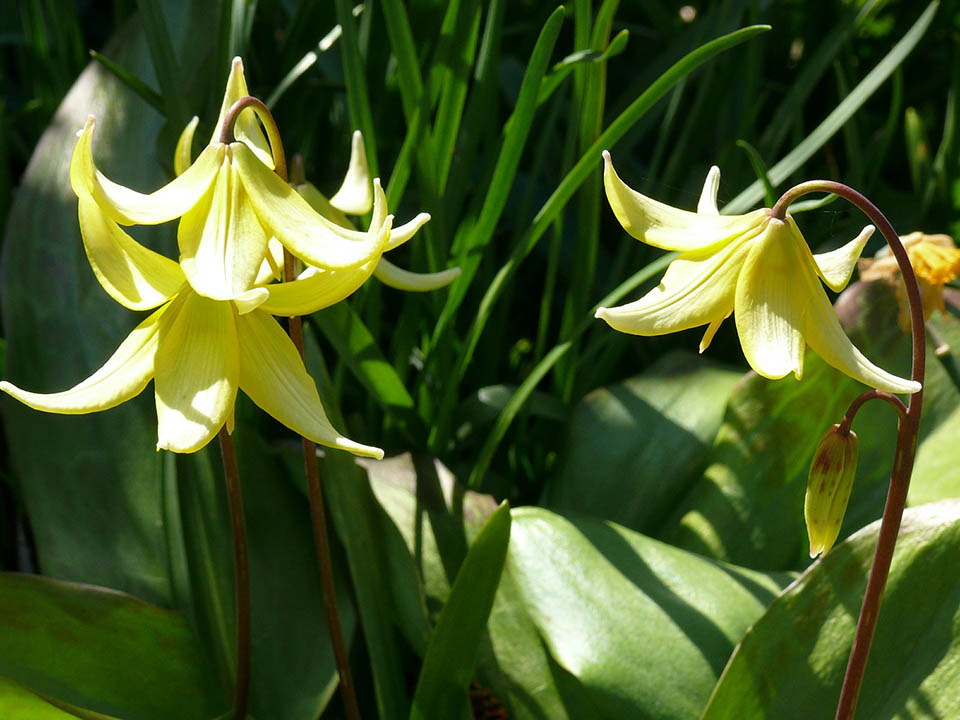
[595,307,608,320]
[602,149,612,165]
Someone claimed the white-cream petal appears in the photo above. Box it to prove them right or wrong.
[236,310,383,458]
[373,257,461,291]
[178,149,269,300]
[77,195,185,310]
[70,116,222,226]
[595,222,762,336]
[814,224,874,292]
[234,142,390,270]
[330,130,373,215]
[697,166,721,216]
[602,150,766,252]
[734,219,807,380]
[385,212,431,252]
[0,304,164,413]
[154,292,239,453]
[210,57,274,169]
[174,116,199,177]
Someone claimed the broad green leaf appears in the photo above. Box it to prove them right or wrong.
[0,675,118,719]
[410,501,511,720]
[369,457,793,720]
[665,281,960,570]
[702,499,960,720]
[1,10,174,606]
[547,351,741,534]
[0,573,223,719]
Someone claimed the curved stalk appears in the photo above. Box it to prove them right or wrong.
[772,182,925,720]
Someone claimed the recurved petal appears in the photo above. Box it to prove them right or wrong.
[236,310,383,458]
[256,227,389,317]
[734,218,807,380]
[71,116,223,226]
[0,304,164,413]
[78,195,185,310]
[813,224,874,292]
[235,141,390,270]
[801,269,921,395]
[595,222,760,336]
[210,57,274,169]
[329,130,373,215]
[385,212,431,252]
[697,166,721,215]
[602,150,766,251]
[373,256,461,291]
[178,149,269,300]
[174,116,199,177]
[154,292,239,453]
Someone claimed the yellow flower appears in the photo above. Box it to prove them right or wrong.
[596,151,920,395]
[70,58,391,309]
[0,57,403,456]
[858,232,960,333]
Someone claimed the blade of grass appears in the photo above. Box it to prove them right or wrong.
[335,0,379,177]
[430,24,770,448]
[409,501,511,720]
[724,1,938,214]
[134,0,188,130]
[736,138,775,207]
[89,51,164,113]
[468,253,674,487]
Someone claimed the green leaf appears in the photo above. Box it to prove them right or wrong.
[702,499,960,720]
[0,675,118,719]
[547,351,741,534]
[369,459,792,719]
[665,281,960,570]
[0,573,223,719]
[1,13,175,606]
[410,501,511,720]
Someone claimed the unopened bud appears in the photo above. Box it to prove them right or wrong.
[804,425,858,558]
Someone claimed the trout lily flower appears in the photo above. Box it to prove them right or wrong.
[596,151,920,395]
[859,232,960,333]
[0,58,406,456]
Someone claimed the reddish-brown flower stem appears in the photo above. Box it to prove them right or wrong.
[838,390,907,434]
[218,95,289,182]
[218,427,250,720]
[772,182,925,720]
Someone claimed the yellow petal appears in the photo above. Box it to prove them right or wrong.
[210,57,274,169]
[178,148,269,300]
[329,130,373,215]
[697,166,721,215]
[236,310,383,458]
[235,141,390,269]
[78,195,185,310]
[373,256,461,292]
[814,225,874,292]
[154,292,239,453]
[602,151,766,251]
[258,220,393,316]
[385,212,431,252]
[254,237,285,284]
[174,116,199,177]
[699,311,730,353]
[71,116,223,226]
[232,287,269,315]
[0,304,164,413]
[595,221,762,336]
[734,218,807,380]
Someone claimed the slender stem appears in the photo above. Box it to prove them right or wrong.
[838,390,907,434]
[218,95,289,182]
[219,428,250,720]
[283,249,362,720]
[221,98,360,717]
[772,182,925,720]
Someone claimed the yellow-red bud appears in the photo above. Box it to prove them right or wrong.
[804,424,859,558]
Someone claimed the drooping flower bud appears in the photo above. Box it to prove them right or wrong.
[805,424,859,558]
